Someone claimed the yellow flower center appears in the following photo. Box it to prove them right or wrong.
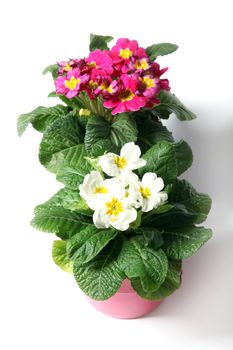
[64,63,72,71]
[114,156,127,169]
[119,89,135,102]
[135,59,148,70]
[99,82,114,94]
[87,61,97,68]
[119,48,133,59]
[95,186,108,194]
[105,197,124,217]
[140,186,151,199]
[64,76,81,90]
[141,76,156,89]
[88,80,98,89]
[107,85,114,94]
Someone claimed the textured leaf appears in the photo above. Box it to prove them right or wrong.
[90,139,115,157]
[146,203,202,229]
[154,91,197,121]
[34,188,71,214]
[73,240,125,300]
[135,227,164,250]
[39,115,84,171]
[52,240,73,273]
[62,190,92,216]
[173,140,193,176]
[170,179,212,224]
[118,236,168,292]
[31,206,91,239]
[43,64,58,79]
[131,260,182,300]
[110,113,138,149]
[152,203,174,215]
[163,226,213,259]
[89,33,113,51]
[146,43,178,61]
[137,118,174,152]
[84,116,110,152]
[85,114,138,155]
[138,141,177,184]
[138,140,192,183]
[55,145,92,188]
[67,226,118,264]
[17,105,68,136]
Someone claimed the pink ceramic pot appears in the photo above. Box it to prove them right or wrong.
[86,279,162,319]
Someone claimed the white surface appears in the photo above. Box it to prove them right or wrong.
[0,0,233,349]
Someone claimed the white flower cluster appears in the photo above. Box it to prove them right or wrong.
[79,142,168,231]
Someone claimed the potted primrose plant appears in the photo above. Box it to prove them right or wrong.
[17,34,212,319]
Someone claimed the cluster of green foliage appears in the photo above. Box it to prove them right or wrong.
[17,34,212,301]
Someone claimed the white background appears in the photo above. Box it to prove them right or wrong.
[0,0,233,349]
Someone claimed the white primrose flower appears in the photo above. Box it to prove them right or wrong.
[79,170,122,210]
[98,142,146,178]
[93,186,137,231]
[136,172,168,212]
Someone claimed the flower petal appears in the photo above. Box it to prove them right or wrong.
[93,208,110,229]
[98,153,121,177]
[141,197,156,212]
[120,142,141,162]
[111,208,137,231]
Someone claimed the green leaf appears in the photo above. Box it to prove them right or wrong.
[131,260,182,300]
[31,206,91,239]
[90,139,115,157]
[89,34,113,51]
[118,236,168,292]
[163,226,213,260]
[154,91,197,121]
[48,91,57,98]
[84,114,137,155]
[110,113,138,149]
[67,226,118,264]
[145,178,212,228]
[170,179,212,224]
[130,210,142,229]
[138,140,192,183]
[52,240,73,273]
[146,43,178,61]
[138,141,176,184]
[39,115,84,171]
[43,64,58,79]
[85,116,110,152]
[17,105,68,136]
[55,145,92,188]
[135,227,164,250]
[153,203,174,215]
[34,188,71,214]
[62,190,92,216]
[173,140,193,176]
[73,240,125,300]
[137,118,174,152]
[146,204,200,229]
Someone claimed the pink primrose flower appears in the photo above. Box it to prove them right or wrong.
[139,75,161,98]
[95,79,118,98]
[150,62,170,91]
[86,49,113,75]
[58,59,85,75]
[110,38,148,73]
[55,68,89,98]
[103,74,147,115]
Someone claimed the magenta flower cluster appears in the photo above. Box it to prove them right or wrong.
[55,38,170,115]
